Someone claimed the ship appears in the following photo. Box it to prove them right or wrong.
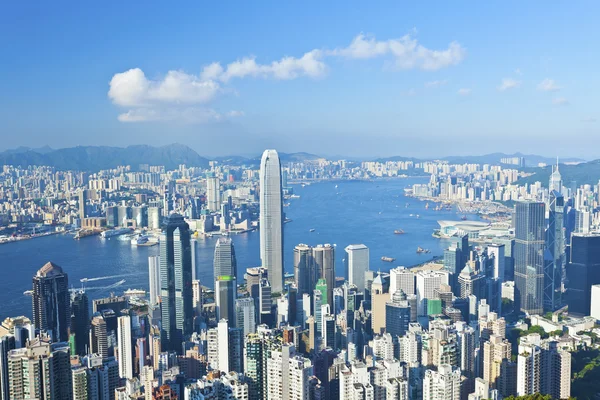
[124,289,146,297]
[425,203,429,209]
[101,228,132,239]
[130,235,149,246]
[74,229,99,240]
[461,215,468,221]
[381,256,395,262]
[394,229,405,234]
[416,247,431,254]
[309,229,316,232]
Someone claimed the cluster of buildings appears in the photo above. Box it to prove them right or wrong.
[4,150,600,400]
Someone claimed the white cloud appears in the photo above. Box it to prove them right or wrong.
[331,33,466,71]
[582,116,596,122]
[227,110,245,117]
[117,107,225,123]
[457,88,471,96]
[204,50,327,82]
[424,80,448,88]
[108,68,220,107]
[552,97,569,106]
[537,78,561,92]
[497,78,521,91]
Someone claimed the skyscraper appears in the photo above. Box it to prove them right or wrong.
[294,244,313,298]
[159,213,193,352]
[422,364,462,400]
[214,237,237,324]
[545,188,565,311]
[90,315,109,360]
[32,261,70,342]
[514,201,546,315]
[566,233,600,316]
[259,149,284,293]
[314,244,335,312]
[345,244,369,292]
[70,290,89,356]
[235,298,256,337]
[206,172,221,212]
[117,315,133,379]
[148,255,160,306]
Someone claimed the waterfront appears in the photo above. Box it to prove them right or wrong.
[0,177,465,318]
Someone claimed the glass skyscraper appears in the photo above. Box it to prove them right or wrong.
[566,233,600,316]
[514,201,546,315]
[159,213,193,352]
[32,262,70,343]
[545,189,565,311]
[259,149,284,293]
[214,237,237,324]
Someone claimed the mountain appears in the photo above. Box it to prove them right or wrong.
[213,152,323,167]
[518,160,600,187]
[0,144,209,171]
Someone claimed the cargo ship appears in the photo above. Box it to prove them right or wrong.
[381,256,395,262]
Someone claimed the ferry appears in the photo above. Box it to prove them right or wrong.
[381,256,395,262]
[101,228,132,239]
[131,235,149,246]
[394,229,405,235]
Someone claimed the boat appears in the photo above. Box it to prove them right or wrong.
[381,256,395,262]
[461,215,468,221]
[309,229,315,232]
[335,184,338,188]
[124,289,146,297]
[394,229,405,235]
[101,228,132,239]
[416,247,431,254]
[416,214,420,218]
[131,235,149,246]
[425,203,429,209]
[290,194,300,199]
[23,290,33,296]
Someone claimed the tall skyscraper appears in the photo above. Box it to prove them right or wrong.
[159,213,193,352]
[32,261,70,342]
[345,244,369,292]
[70,290,89,356]
[566,233,600,316]
[206,172,221,212]
[148,255,160,306]
[214,237,237,324]
[259,149,284,293]
[385,289,411,338]
[235,298,256,337]
[90,315,109,360]
[117,315,133,380]
[546,188,565,311]
[514,201,546,315]
[294,244,314,298]
[314,244,335,312]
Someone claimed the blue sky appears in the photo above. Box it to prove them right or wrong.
[0,2,598,158]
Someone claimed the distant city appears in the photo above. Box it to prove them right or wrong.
[0,145,598,400]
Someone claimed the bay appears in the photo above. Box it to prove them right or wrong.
[0,177,459,318]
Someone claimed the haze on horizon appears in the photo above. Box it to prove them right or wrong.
[1,2,598,159]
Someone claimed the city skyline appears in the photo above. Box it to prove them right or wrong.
[2,2,599,158]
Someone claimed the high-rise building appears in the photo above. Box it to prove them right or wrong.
[117,315,133,379]
[0,335,16,400]
[148,255,160,306]
[159,213,193,352]
[415,270,448,316]
[517,334,541,396]
[313,244,335,312]
[259,149,284,293]
[294,244,314,298]
[390,267,416,296]
[566,233,600,316]
[32,261,70,342]
[546,188,565,311]
[235,298,256,337]
[483,334,512,390]
[345,244,369,292]
[8,338,72,400]
[214,237,237,324]
[90,315,109,359]
[514,201,546,315]
[259,279,273,326]
[206,173,221,212]
[70,290,89,356]
[422,364,462,400]
[385,289,411,338]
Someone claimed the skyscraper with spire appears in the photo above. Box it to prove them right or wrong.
[259,149,284,293]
